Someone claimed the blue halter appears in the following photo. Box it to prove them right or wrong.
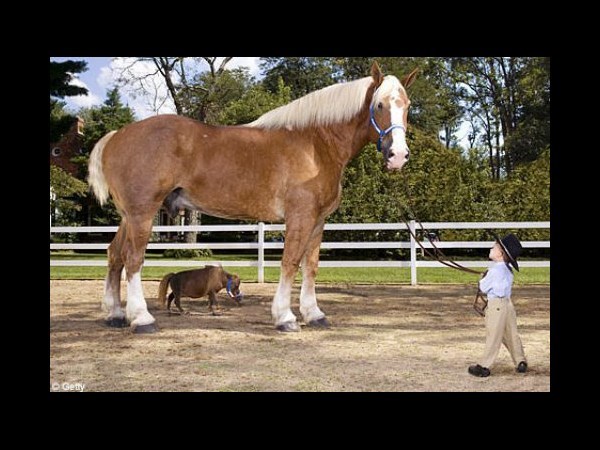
[370,104,406,153]
[226,277,243,300]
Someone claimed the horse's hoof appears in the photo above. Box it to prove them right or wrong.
[307,317,331,328]
[276,322,300,332]
[105,317,128,328]
[132,323,159,334]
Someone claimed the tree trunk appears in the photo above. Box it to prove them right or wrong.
[185,210,200,245]
[495,126,502,179]
[153,57,184,115]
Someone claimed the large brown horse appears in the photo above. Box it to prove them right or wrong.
[88,61,417,333]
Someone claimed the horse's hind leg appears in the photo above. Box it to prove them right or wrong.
[167,292,175,312]
[123,213,158,333]
[103,221,127,327]
[174,292,185,313]
[299,220,329,328]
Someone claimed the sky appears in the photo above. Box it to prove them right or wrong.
[50,57,262,119]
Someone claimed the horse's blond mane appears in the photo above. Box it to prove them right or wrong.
[246,75,400,130]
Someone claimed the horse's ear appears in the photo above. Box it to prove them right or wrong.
[371,61,384,88]
[402,68,419,89]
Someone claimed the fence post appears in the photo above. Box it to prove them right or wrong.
[258,222,265,283]
[410,220,417,285]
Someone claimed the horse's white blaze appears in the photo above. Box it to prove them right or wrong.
[299,265,325,323]
[125,271,155,326]
[388,105,409,170]
[103,275,125,319]
[271,275,296,325]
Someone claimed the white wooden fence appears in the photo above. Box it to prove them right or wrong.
[50,221,550,285]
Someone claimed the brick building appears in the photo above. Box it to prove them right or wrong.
[50,116,85,177]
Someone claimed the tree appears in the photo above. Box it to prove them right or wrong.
[50,165,88,228]
[50,60,88,143]
[79,87,136,157]
[50,59,91,229]
[260,57,336,99]
[487,147,550,241]
[449,57,550,178]
[50,60,88,98]
[217,77,292,125]
[504,57,550,166]
[184,67,256,123]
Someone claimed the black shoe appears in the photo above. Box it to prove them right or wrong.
[468,364,491,377]
[517,361,528,373]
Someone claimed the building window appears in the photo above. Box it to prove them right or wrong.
[51,147,61,157]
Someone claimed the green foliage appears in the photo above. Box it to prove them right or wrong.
[50,165,88,226]
[50,60,91,229]
[329,127,549,246]
[163,249,213,259]
[218,77,292,125]
[79,87,136,154]
[504,57,551,166]
[49,100,75,143]
[50,60,89,143]
[50,165,87,198]
[449,57,550,176]
[260,57,336,98]
[182,67,256,123]
[487,148,550,241]
[50,60,88,98]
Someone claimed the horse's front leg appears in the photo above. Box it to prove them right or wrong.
[208,291,221,316]
[299,220,329,328]
[272,211,319,332]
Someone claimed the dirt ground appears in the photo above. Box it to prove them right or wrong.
[50,280,550,392]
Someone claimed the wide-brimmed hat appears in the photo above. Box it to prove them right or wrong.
[491,232,523,271]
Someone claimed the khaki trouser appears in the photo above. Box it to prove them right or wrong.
[480,297,526,369]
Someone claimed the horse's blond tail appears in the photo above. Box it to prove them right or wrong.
[158,273,175,307]
[87,130,117,206]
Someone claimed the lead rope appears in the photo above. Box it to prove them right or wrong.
[399,173,483,275]
[398,173,487,315]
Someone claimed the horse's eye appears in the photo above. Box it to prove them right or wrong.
[377,102,383,110]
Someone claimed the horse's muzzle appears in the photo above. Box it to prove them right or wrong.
[385,153,408,171]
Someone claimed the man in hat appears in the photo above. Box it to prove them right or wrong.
[468,233,528,377]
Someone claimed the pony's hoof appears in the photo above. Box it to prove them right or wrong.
[307,317,331,329]
[105,317,128,328]
[132,323,159,334]
[276,322,300,332]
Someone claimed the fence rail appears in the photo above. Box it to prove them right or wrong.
[50,221,550,285]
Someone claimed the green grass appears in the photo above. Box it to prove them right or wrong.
[50,252,550,284]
